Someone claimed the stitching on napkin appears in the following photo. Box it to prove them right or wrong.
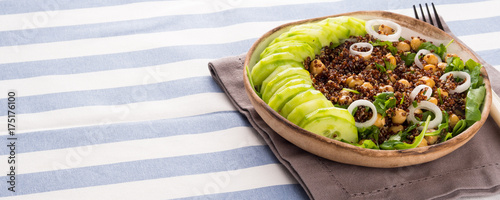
[349,162,500,198]
[317,157,349,195]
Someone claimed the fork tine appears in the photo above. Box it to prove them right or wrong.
[413,5,419,20]
[419,4,426,22]
[431,3,445,31]
[425,3,434,26]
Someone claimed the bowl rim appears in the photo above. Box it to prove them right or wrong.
[243,10,492,167]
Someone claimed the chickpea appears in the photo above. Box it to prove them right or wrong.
[378,24,395,35]
[423,64,437,72]
[414,109,423,115]
[379,85,394,92]
[429,97,438,105]
[389,74,397,83]
[392,108,407,124]
[425,135,439,145]
[398,79,411,87]
[373,113,386,128]
[339,89,350,96]
[361,82,373,90]
[389,125,404,134]
[419,76,435,88]
[309,59,326,76]
[397,41,410,52]
[348,78,363,88]
[450,114,460,128]
[417,138,429,147]
[440,89,449,97]
[423,54,439,65]
[411,37,422,51]
[385,53,397,66]
[437,62,447,71]
[338,95,353,105]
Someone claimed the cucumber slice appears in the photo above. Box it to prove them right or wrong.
[298,107,355,127]
[289,25,332,48]
[260,63,304,96]
[303,116,358,143]
[260,41,315,60]
[329,16,366,36]
[280,89,325,118]
[286,98,333,125]
[263,77,311,103]
[250,52,304,89]
[261,68,311,102]
[270,34,323,55]
[268,83,313,112]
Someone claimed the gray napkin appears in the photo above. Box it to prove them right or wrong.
[208,21,500,200]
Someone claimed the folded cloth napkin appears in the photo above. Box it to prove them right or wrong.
[208,21,500,200]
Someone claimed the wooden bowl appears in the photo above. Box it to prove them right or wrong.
[243,11,492,168]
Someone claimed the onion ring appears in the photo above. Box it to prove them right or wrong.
[365,19,402,42]
[349,42,373,58]
[410,85,433,101]
[347,100,377,128]
[414,49,442,69]
[439,71,471,94]
[408,101,443,130]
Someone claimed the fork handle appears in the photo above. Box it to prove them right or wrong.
[491,90,500,127]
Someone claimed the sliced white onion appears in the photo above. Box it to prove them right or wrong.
[439,71,471,94]
[414,49,442,69]
[408,101,443,130]
[349,42,373,58]
[410,85,433,101]
[347,100,377,128]
[365,19,402,42]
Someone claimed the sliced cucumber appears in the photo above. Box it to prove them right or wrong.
[263,77,311,103]
[268,83,313,112]
[303,116,358,143]
[298,107,355,127]
[286,98,333,125]
[280,89,325,118]
[269,34,323,55]
[250,52,304,89]
[329,16,366,36]
[289,25,332,48]
[261,68,311,102]
[260,63,303,96]
[260,41,315,60]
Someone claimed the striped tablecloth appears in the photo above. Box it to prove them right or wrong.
[1,0,499,199]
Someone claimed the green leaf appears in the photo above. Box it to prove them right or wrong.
[384,59,396,71]
[445,56,464,73]
[452,120,467,136]
[465,59,484,89]
[426,111,449,136]
[401,52,416,66]
[373,92,396,117]
[398,36,406,42]
[418,42,447,59]
[355,139,380,149]
[380,116,431,150]
[342,88,360,94]
[370,39,397,55]
[465,86,486,126]
[357,125,380,144]
[375,63,386,73]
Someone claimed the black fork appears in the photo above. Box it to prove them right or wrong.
[413,3,444,31]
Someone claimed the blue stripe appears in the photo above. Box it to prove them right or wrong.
[0,76,221,115]
[0,0,170,15]
[2,0,496,47]
[0,146,279,197]
[448,16,500,37]
[175,184,308,200]
[0,39,253,80]
[477,49,500,66]
[0,111,250,155]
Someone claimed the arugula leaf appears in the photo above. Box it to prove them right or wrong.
[398,36,406,42]
[384,59,396,71]
[342,88,360,94]
[370,39,397,55]
[445,56,464,72]
[373,92,396,117]
[465,86,486,126]
[354,139,380,149]
[418,42,447,59]
[412,100,418,108]
[401,52,416,66]
[452,120,467,136]
[465,59,484,89]
[380,116,431,150]
[426,111,449,136]
[375,63,386,73]
[357,125,380,145]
